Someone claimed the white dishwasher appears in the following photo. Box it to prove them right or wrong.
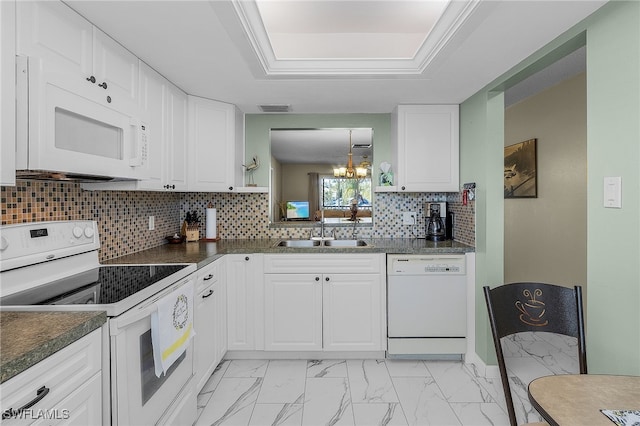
[387,254,467,357]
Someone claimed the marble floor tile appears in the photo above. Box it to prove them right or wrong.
[425,361,493,403]
[302,377,354,426]
[352,403,408,426]
[384,360,430,377]
[225,359,269,378]
[197,360,231,421]
[195,377,262,426]
[449,402,510,426]
[197,356,567,426]
[347,360,399,403]
[248,403,303,426]
[393,377,461,426]
[258,360,307,404]
[307,359,348,378]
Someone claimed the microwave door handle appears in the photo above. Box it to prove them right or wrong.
[129,119,148,167]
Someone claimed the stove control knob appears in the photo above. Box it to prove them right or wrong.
[73,226,83,238]
[84,227,95,238]
[0,236,8,251]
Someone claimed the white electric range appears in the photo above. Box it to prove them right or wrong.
[0,220,197,425]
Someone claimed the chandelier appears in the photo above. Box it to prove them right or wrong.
[333,130,367,178]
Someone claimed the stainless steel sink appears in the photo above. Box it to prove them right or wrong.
[275,239,322,247]
[323,239,368,247]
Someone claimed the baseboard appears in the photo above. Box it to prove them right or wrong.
[464,351,500,379]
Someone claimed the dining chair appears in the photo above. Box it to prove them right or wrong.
[483,282,587,426]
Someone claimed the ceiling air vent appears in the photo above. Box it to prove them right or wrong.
[259,104,291,113]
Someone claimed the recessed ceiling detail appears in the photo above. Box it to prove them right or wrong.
[232,0,481,76]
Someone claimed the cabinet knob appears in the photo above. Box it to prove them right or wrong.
[98,82,108,89]
[315,276,320,281]
[245,256,250,261]
[325,276,330,282]
[106,96,112,103]
[228,186,233,191]
[86,76,96,83]
[401,186,406,191]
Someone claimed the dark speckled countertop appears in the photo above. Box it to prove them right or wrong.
[0,311,106,384]
[103,238,474,268]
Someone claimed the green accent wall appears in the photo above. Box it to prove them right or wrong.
[245,114,391,188]
[585,2,640,375]
[461,1,640,374]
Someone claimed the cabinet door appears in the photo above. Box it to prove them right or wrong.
[214,272,228,364]
[188,96,235,192]
[226,254,263,350]
[394,105,459,192]
[16,1,92,78]
[195,282,216,393]
[1,0,15,186]
[264,274,323,351]
[323,274,383,351]
[31,373,102,426]
[165,84,189,190]
[136,62,165,190]
[92,28,139,110]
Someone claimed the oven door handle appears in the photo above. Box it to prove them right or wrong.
[109,277,195,334]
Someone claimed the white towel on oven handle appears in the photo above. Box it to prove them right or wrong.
[151,279,195,377]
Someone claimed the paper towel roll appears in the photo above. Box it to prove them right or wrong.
[205,208,217,239]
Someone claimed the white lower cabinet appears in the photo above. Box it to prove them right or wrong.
[226,254,264,351]
[264,274,323,351]
[194,258,227,393]
[0,329,102,425]
[263,254,385,352]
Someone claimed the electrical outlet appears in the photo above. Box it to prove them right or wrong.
[402,211,416,225]
[148,216,155,230]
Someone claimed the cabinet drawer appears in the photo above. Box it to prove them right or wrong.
[264,254,383,274]
[196,259,220,294]
[1,329,101,424]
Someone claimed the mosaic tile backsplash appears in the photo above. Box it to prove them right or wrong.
[2,181,475,261]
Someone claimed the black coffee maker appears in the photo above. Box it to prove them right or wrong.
[426,202,453,241]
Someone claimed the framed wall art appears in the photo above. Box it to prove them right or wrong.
[504,138,537,198]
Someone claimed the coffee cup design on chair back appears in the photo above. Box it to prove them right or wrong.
[515,288,548,326]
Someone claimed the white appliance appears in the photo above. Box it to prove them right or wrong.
[387,254,467,357]
[0,221,197,425]
[15,55,149,181]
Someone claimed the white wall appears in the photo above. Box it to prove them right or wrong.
[504,73,587,287]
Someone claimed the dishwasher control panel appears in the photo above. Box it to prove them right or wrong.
[387,255,466,275]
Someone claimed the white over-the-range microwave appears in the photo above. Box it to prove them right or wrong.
[15,55,150,181]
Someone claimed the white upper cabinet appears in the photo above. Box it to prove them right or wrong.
[1,0,16,186]
[188,95,250,193]
[188,96,240,192]
[392,105,460,192]
[165,83,189,191]
[17,1,138,113]
[92,28,139,108]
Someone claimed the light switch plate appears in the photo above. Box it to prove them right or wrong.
[603,176,622,208]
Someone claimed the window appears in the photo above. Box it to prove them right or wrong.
[321,176,372,208]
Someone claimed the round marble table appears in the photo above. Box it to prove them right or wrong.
[528,374,640,426]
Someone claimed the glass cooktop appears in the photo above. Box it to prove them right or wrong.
[0,264,189,307]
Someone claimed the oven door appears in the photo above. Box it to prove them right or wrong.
[109,276,195,425]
